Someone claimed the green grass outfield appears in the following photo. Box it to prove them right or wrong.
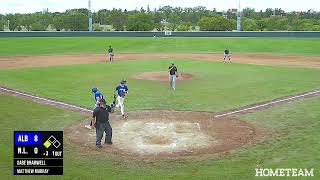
[0,59,320,112]
[1,37,320,56]
[0,37,319,179]
[0,93,319,179]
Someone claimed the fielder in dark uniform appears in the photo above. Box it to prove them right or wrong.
[108,46,114,62]
[224,48,231,61]
[168,63,178,90]
[92,99,112,148]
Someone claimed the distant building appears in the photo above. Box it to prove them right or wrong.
[228,9,238,14]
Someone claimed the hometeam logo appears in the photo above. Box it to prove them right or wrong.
[255,168,314,177]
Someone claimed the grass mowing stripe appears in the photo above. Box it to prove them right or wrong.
[2,86,319,120]
[1,59,320,112]
[1,37,320,56]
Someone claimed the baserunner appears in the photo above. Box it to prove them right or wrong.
[114,80,129,118]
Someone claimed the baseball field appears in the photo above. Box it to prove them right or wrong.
[0,37,320,179]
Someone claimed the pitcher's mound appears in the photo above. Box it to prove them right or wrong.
[133,71,193,82]
[65,110,259,159]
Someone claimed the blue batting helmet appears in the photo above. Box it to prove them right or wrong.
[91,87,98,93]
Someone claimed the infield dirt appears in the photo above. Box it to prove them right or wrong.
[1,53,320,69]
[64,110,261,160]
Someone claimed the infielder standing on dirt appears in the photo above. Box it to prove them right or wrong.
[108,45,114,62]
[114,80,129,118]
[168,63,178,90]
[85,87,104,129]
[223,48,231,61]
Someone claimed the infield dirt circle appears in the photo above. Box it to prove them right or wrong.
[65,110,258,159]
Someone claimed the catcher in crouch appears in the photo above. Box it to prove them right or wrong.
[114,80,129,118]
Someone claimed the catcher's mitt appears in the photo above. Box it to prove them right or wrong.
[106,104,115,113]
[108,94,116,113]
[110,106,115,113]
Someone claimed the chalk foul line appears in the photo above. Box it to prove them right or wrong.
[0,87,92,113]
[214,89,320,118]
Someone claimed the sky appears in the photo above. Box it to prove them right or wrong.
[1,0,319,14]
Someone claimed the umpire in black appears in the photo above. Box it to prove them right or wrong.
[92,98,112,148]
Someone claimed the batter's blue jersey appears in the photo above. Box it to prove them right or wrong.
[115,85,128,97]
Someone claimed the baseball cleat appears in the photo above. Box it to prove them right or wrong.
[85,125,92,129]
[122,114,128,119]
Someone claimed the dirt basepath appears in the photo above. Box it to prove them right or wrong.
[1,53,320,69]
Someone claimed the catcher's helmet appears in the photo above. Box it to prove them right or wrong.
[91,87,98,93]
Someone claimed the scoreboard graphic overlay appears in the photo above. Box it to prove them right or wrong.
[14,131,63,175]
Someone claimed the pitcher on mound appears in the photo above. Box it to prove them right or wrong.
[168,63,178,90]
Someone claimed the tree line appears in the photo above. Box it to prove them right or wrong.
[1,6,320,31]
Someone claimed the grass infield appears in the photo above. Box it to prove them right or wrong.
[0,59,319,112]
